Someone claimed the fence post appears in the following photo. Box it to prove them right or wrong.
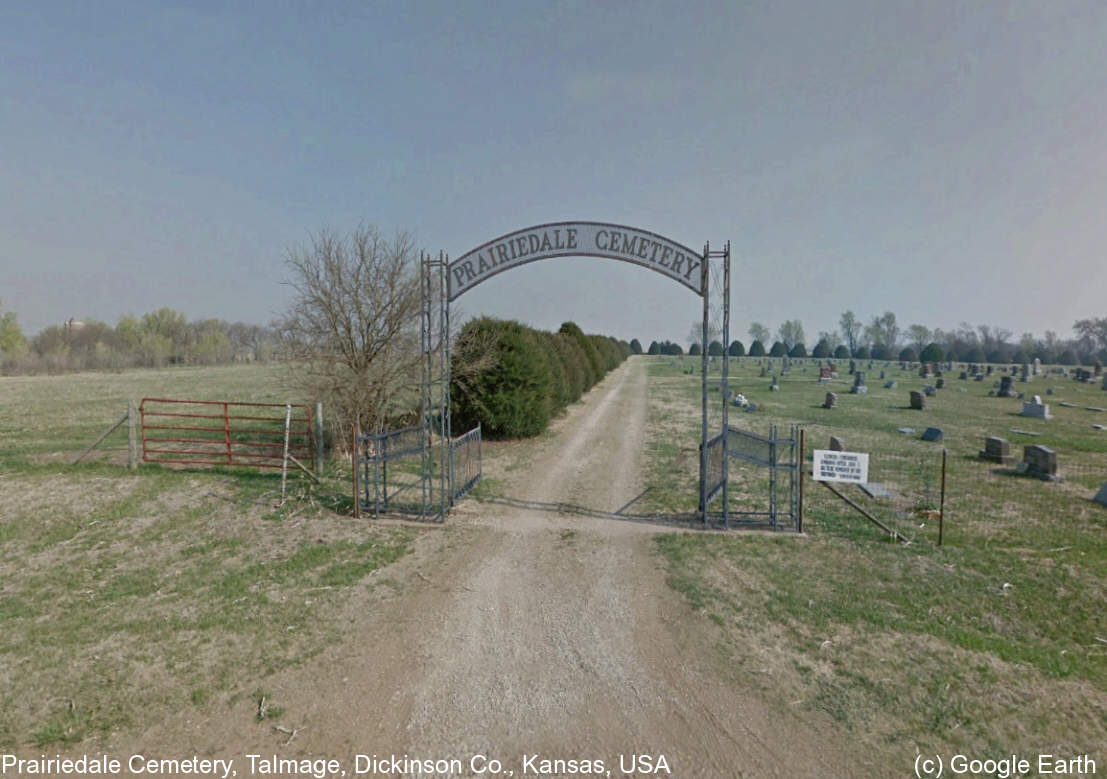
[939,447,947,546]
[313,402,324,476]
[798,428,805,533]
[223,402,232,465]
[127,401,138,469]
[352,425,361,519]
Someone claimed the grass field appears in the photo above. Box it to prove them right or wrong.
[0,364,423,747]
[1,358,1105,758]
[643,355,1106,758]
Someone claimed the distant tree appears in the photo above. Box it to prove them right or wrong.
[689,343,702,356]
[1012,348,1030,364]
[853,345,871,359]
[871,344,892,360]
[629,338,643,355]
[963,346,985,364]
[769,341,787,357]
[839,311,861,356]
[788,342,807,358]
[1057,348,1078,365]
[907,324,932,355]
[647,340,660,355]
[812,339,830,358]
[728,340,745,357]
[748,340,766,357]
[817,330,842,351]
[919,343,944,363]
[833,344,850,359]
[986,344,1013,364]
[748,322,770,345]
[898,347,917,362]
[1073,317,1107,351]
[0,301,28,362]
[707,340,724,356]
[776,319,805,350]
[865,311,899,354]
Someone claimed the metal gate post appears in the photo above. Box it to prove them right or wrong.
[769,424,778,528]
[699,243,710,524]
[721,241,731,528]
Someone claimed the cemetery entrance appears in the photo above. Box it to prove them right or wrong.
[355,220,791,528]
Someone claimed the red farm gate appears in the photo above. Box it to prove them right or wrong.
[139,398,315,471]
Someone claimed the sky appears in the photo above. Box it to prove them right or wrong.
[2,1,1105,346]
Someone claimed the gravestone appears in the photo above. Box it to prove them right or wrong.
[935,378,945,389]
[760,365,767,377]
[998,376,1017,398]
[1094,484,1107,508]
[884,380,897,389]
[986,365,994,376]
[974,374,984,381]
[959,371,968,380]
[979,436,1015,465]
[1102,375,1107,391]
[1020,396,1052,419]
[829,435,845,451]
[1018,445,1060,481]
[850,372,867,394]
[818,366,832,382]
[923,385,937,397]
[921,427,943,442]
[823,392,838,409]
[1033,357,1042,376]
[909,390,927,410]
[880,369,886,380]
[849,360,856,375]
[770,376,781,391]
[1020,363,1031,382]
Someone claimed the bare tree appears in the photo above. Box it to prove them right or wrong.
[277,225,422,440]
[839,311,861,355]
[907,324,931,355]
[776,319,805,350]
[748,321,770,345]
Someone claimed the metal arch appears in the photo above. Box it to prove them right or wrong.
[446,221,707,300]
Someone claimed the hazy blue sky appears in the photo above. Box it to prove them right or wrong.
[3,1,1105,345]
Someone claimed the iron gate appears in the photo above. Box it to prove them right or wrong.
[704,423,802,531]
[356,424,481,518]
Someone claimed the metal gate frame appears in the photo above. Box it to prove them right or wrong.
[406,226,731,522]
[705,423,803,532]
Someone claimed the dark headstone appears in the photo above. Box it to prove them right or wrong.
[909,390,927,410]
[1018,445,1060,481]
[1094,484,1107,507]
[923,385,936,397]
[829,435,845,451]
[884,380,897,389]
[920,427,943,442]
[823,392,838,409]
[959,371,968,380]
[979,436,1015,465]
[880,369,886,380]
[850,371,867,394]
[998,376,1017,398]
[935,378,945,389]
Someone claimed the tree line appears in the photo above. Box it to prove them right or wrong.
[452,318,632,438]
[647,310,1107,366]
[0,301,277,373]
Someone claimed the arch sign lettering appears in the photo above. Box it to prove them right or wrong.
[447,221,705,301]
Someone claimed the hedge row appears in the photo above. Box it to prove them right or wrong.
[451,318,632,438]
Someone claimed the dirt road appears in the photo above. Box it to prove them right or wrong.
[107,358,858,777]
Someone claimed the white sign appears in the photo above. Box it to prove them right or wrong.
[448,221,704,300]
[812,449,870,484]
